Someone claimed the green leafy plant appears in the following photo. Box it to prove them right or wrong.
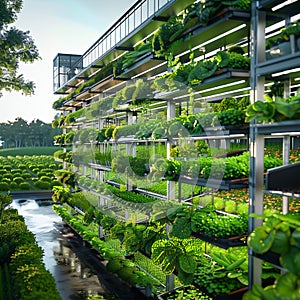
[191,210,248,239]
[151,237,204,284]
[246,212,300,299]
[152,16,184,58]
[266,21,300,49]
[246,92,300,123]
[188,60,218,85]
[163,285,213,300]
[54,169,76,188]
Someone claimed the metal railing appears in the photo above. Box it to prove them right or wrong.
[66,0,174,83]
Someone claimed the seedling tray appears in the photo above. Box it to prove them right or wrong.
[192,232,247,249]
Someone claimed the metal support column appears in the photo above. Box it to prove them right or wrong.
[282,136,290,215]
[248,1,266,288]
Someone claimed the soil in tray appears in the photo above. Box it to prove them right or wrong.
[58,222,149,300]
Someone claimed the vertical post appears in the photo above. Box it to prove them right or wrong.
[167,181,176,200]
[98,195,104,239]
[282,136,290,215]
[248,2,266,288]
[126,111,136,191]
[165,223,175,291]
[249,134,264,286]
[167,100,176,200]
[62,127,67,170]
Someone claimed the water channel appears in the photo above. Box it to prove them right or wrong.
[11,197,146,300]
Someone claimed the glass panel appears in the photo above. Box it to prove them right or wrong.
[135,6,142,28]
[128,11,135,33]
[141,1,149,23]
[55,0,176,90]
[148,0,155,16]
[120,20,126,40]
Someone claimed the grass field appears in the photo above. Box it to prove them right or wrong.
[0,147,59,157]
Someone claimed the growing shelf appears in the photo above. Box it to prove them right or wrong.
[258,0,300,15]
[178,176,248,190]
[248,0,300,294]
[154,69,250,103]
[192,232,247,249]
[173,8,251,60]
[266,161,300,194]
[253,119,300,135]
[68,75,124,103]
[52,0,298,297]
[116,53,166,80]
[256,51,300,77]
[89,162,112,172]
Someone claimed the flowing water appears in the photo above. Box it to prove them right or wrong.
[11,198,115,300]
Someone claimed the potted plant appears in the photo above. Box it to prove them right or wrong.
[266,21,300,59]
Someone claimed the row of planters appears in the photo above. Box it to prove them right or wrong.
[52,204,160,295]
[111,151,282,182]
[51,189,279,299]
[52,2,300,116]
[76,173,248,221]
[52,0,251,112]
[53,10,299,131]
[0,155,62,191]
[52,93,249,144]
[54,87,300,150]
[55,155,300,217]
[0,193,61,300]
[53,183,249,244]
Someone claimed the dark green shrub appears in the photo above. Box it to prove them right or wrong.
[32,168,40,174]
[19,182,31,190]
[2,173,12,179]
[0,182,9,191]
[37,171,48,177]
[21,172,32,180]
[49,163,60,170]
[0,220,36,254]
[1,178,10,184]
[13,177,24,184]
[45,172,54,178]
[10,182,18,190]
[39,176,52,183]
[50,180,63,188]
[12,172,22,178]
[34,180,51,190]
[17,164,27,169]
[10,245,61,300]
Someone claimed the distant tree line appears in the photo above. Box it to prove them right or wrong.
[0,118,62,148]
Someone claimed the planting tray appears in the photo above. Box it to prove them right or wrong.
[178,176,248,190]
[253,251,281,268]
[205,124,250,135]
[156,286,214,300]
[195,286,248,300]
[192,232,247,249]
[266,162,300,195]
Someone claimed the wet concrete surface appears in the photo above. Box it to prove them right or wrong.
[11,198,148,300]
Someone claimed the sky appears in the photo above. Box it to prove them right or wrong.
[0,0,136,124]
